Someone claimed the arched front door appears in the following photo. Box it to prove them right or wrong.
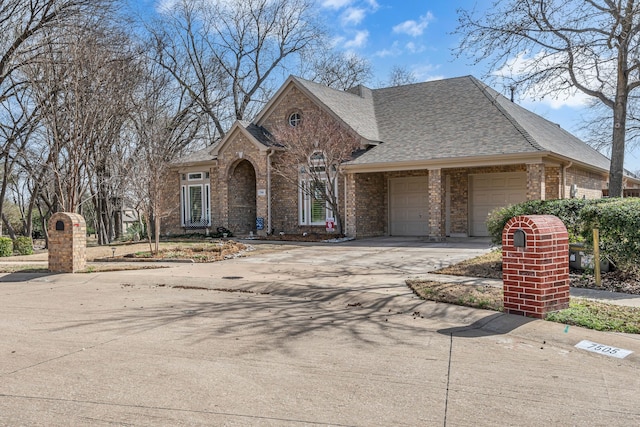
[228,160,257,235]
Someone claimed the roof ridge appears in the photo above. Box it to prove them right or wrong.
[468,77,546,152]
[291,75,370,99]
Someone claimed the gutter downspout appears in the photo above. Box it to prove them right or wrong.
[562,161,572,199]
[267,148,275,235]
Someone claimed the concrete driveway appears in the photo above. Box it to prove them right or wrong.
[0,237,639,426]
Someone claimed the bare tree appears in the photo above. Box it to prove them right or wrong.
[150,0,323,140]
[384,65,417,87]
[18,4,140,245]
[128,57,201,254]
[0,0,99,235]
[148,0,229,142]
[269,109,362,235]
[300,50,372,90]
[0,79,39,239]
[456,0,640,197]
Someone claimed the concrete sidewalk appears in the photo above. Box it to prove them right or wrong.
[0,240,638,425]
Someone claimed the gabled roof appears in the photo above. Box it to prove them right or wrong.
[346,75,611,170]
[291,77,380,143]
[175,74,618,176]
[210,120,274,156]
[254,75,381,143]
[173,145,216,166]
[173,121,274,166]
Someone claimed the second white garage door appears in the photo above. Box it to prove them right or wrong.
[389,176,429,236]
[470,172,527,236]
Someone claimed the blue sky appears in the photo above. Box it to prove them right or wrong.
[130,0,640,172]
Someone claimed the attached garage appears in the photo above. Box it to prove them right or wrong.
[389,176,429,236]
[470,172,527,236]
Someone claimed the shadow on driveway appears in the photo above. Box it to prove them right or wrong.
[437,312,534,338]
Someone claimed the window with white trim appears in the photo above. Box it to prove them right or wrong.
[181,172,211,228]
[298,153,335,225]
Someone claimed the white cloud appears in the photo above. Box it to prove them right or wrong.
[365,0,379,9]
[494,51,596,109]
[412,64,443,82]
[321,0,354,9]
[527,89,592,109]
[405,42,426,54]
[392,12,434,37]
[344,30,369,49]
[374,41,401,58]
[156,0,177,13]
[341,7,366,25]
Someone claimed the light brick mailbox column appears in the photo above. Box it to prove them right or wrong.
[502,215,570,318]
[48,212,86,273]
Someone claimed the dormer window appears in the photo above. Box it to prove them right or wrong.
[288,112,302,127]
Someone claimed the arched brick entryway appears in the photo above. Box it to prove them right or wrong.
[228,160,257,235]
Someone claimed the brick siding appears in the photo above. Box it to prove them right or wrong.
[48,212,86,273]
[162,82,611,239]
[565,166,606,199]
[545,166,561,199]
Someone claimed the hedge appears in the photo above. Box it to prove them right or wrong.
[13,236,33,255]
[486,198,640,268]
[580,198,640,269]
[0,237,12,257]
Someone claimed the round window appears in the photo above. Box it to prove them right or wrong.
[288,112,301,127]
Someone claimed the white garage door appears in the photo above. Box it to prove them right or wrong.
[470,172,527,236]
[389,176,429,236]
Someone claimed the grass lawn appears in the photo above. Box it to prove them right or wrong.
[408,251,640,334]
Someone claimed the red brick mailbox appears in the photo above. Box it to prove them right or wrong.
[502,215,570,318]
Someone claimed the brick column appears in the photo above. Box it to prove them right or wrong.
[428,168,443,240]
[545,166,561,199]
[502,215,569,318]
[344,172,356,237]
[256,155,269,236]
[48,212,86,273]
[527,163,546,200]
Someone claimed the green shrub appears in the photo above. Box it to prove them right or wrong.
[486,198,600,245]
[579,198,640,268]
[0,237,13,257]
[123,222,145,242]
[13,236,33,255]
[486,197,640,269]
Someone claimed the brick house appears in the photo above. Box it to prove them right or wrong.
[165,75,638,239]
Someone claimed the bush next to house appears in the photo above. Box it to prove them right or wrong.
[486,197,640,269]
[486,198,602,245]
[0,237,13,257]
[579,198,640,269]
[13,236,33,255]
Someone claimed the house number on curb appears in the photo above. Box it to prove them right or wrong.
[574,340,633,359]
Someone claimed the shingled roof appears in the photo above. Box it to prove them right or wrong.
[291,75,611,171]
[291,77,380,142]
[173,121,277,165]
[175,75,614,173]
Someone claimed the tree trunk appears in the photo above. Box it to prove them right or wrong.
[610,108,626,197]
[1,213,17,240]
[610,44,630,198]
[154,214,160,255]
[145,211,153,254]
